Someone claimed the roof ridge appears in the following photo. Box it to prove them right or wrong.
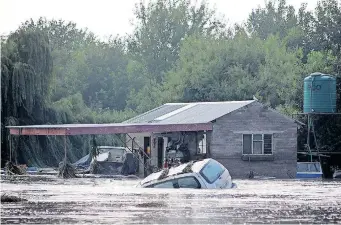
[152,103,197,122]
[164,100,254,105]
[122,104,168,123]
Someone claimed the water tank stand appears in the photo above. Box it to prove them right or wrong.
[306,113,321,163]
[307,113,312,162]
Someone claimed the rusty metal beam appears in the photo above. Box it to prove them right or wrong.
[9,128,66,136]
[7,123,212,136]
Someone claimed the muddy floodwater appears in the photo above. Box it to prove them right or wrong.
[1,175,341,224]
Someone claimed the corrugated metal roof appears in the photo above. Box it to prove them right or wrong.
[123,103,186,123]
[123,100,255,124]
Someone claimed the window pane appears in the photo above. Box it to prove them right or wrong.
[263,134,272,154]
[198,134,207,154]
[177,177,200,188]
[202,134,207,154]
[243,134,252,154]
[200,160,225,184]
[153,181,174,188]
[253,134,262,141]
[253,141,262,154]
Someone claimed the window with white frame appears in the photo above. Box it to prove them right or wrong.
[198,133,207,154]
[242,134,273,155]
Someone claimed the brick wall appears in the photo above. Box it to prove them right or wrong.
[211,102,298,179]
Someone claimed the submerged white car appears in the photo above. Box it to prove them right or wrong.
[137,158,236,189]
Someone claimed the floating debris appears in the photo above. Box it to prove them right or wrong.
[1,194,27,203]
[157,168,169,180]
[136,202,166,208]
[5,161,26,175]
[58,161,78,179]
[182,161,194,173]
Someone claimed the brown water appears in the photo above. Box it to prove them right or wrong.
[1,175,341,224]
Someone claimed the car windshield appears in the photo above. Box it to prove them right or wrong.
[199,160,225,184]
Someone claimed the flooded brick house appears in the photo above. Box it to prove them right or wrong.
[123,100,299,178]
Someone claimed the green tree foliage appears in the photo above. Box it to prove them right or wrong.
[20,18,96,51]
[125,0,225,111]
[161,33,302,109]
[314,0,341,55]
[1,28,54,165]
[1,29,52,119]
[80,41,132,110]
[1,23,134,166]
[128,0,224,81]
[247,0,298,40]
[19,18,98,102]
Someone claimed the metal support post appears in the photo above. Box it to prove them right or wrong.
[64,136,67,162]
[307,113,312,162]
[9,135,12,162]
[163,137,168,168]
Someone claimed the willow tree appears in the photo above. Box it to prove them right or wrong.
[1,28,53,165]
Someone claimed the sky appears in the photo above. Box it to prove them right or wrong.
[0,0,319,39]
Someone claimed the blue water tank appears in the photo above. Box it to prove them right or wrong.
[303,72,336,113]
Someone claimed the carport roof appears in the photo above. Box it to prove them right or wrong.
[7,123,212,136]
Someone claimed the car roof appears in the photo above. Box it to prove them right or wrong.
[141,158,212,185]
